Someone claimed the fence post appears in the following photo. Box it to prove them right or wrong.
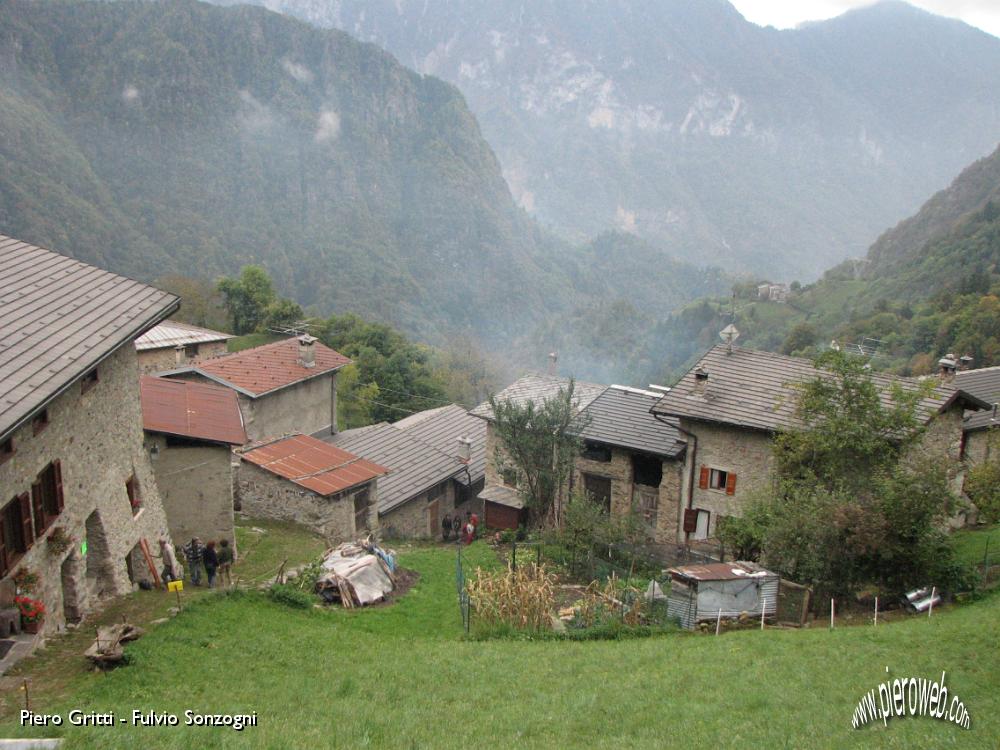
[511,541,517,572]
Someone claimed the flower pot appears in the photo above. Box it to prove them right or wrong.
[22,620,41,634]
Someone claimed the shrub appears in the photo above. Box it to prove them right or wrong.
[965,449,1000,524]
[268,584,314,609]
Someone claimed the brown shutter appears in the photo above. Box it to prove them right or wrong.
[53,459,65,512]
[725,473,737,496]
[0,518,7,576]
[18,492,34,547]
[683,508,698,533]
[698,466,709,490]
[31,481,44,535]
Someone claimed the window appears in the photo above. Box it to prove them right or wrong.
[353,488,370,532]
[698,465,737,495]
[31,461,64,535]
[0,438,13,464]
[80,368,99,394]
[184,343,199,359]
[32,410,49,435]
[0,494,34,576]
[632,454,662,487]
[426,484,445,503]
[501,467,518,488]
[683,507,711,539]
[581,442,612,462]
[125,475,142,514]
[582,473,612,513]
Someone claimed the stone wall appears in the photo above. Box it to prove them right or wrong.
[380,481,455,540]
[964,429,995,466]
[146,435,235,551]
[235,461,375,542]
[680,420,775,541]
[240,373,335,442]
[0,345,173,635]
[137,341,229,376]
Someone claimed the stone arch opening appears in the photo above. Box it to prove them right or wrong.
[60,553,84,625]
[84,509,114,601]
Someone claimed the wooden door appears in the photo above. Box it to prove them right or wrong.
[427,499,440,538]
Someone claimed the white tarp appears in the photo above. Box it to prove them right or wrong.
[317,542,395,606]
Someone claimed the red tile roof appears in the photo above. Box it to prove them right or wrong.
[140,376,246,445]
[186,338,351,397]
[240,434,388,496]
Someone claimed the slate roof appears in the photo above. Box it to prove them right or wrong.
[651,345,988,433]
[140,376,246,445]
[163,337,351,397]
[325,423,466,514]
[135,319,233,351]
[240,433,387,497]
[955,366,1000,432]
[573,385,686,458]
[393,404,486,485]
[479,484,524,509]
[0,234,178,443]
[470,374,607,421]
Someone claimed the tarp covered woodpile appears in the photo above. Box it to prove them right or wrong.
[315,541,396,607]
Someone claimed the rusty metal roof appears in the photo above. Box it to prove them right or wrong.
[668,561,775,582]
[135,319,233,351]
[0,234,178,443]
[164,337,351,397]
[240,434,388,497]
[140,376,246,445]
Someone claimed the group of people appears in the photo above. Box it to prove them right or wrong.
[158,536,234,588]
[442,511,479,545]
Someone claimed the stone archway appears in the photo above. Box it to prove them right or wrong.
[84,509,114,601]
[60,553,84,625]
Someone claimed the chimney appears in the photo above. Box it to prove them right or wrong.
[693,366,709,396]
[959,354,974,371]
[174,344,187,366]
[938,353,958,382]
[548,351,558,375]
[297,334,317,368]
[457,437,472,464]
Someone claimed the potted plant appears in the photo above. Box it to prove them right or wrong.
[46,526,73,556]
[13,567,38,595]
[14,596,45,634]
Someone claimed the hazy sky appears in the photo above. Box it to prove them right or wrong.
[729,1,1000,38]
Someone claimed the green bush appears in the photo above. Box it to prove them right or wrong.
[268,584,315,609]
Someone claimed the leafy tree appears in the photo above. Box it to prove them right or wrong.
[489,381,586,527]
[217,266,276,335]
[155,275,230,331]
[780,322,817,355]
[965,432,1000,524]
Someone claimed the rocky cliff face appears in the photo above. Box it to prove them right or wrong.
[244,0,1000,279]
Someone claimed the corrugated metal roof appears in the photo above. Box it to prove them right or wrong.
[140,376,246,445]
[470,374,607,421]
[668,561,776,582]
[651,345,985,432]
[0,234,178,442]
[240,433,387,497]
[325,423,465,513]
[164,337,351,397]
[573,385,686,458]
[135,319,233,351]
[956,366,1000,432]
[393,404,486,485]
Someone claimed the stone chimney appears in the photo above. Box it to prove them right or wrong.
[297,334,317,368]
[457,437,472,464]
[692,366,709,396]
[959,354,974,371]
[174,344,187,366]
[938,353,958,382]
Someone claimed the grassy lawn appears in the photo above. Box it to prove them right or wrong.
[0,530,997,748]
[950,523,999,569]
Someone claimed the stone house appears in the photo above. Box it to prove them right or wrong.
[954,364,1000,465]
[650,344,990,542]
[163,335,351,442]
[237,434,387,542]
[470,374,607,529]
[135,319,233,375]
[570,385,687,543]
[0,234,178,635]
[324,415,477,539]
[140,376,246,552]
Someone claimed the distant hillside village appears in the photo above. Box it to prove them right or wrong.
[2,233,999,636]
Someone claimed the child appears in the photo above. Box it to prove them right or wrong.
[217,539,234,587]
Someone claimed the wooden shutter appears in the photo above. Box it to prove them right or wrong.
[53,459,64,512]
[31,481,44,535]
[0,517,7,575]
[725,473,737,496]
[683,508,698,533]
[18,492,33,548]
[698,466,709,490]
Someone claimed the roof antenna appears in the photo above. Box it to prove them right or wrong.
[719,324,740,354]
[548,351,558,375]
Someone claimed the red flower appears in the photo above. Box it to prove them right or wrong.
[14,596,45,622]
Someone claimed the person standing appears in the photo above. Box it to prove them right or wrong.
[217,539,234,587]
[203,541,219,589]
[159,537,181,583]
[183,537,204,586]
[442,513,452,542]
[451,514,462,544]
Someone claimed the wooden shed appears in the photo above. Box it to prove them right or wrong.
[479,485,526,530]
[666,561,779,630]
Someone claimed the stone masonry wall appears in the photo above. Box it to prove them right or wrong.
[137,340,228,376]
[241,374,335,442]
[380,481,456,540]
[0,344,172,635]
[147,435,235,551]
[235,461,375,543]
